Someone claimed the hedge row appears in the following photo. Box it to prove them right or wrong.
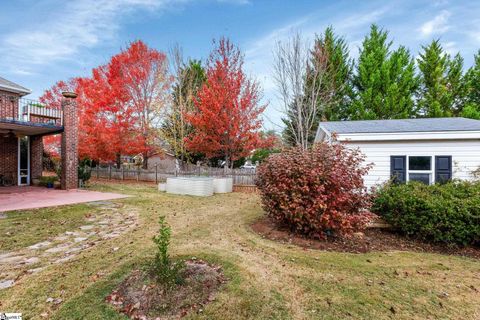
[372,181,480,246]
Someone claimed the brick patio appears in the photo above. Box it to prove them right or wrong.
[0,186,129,212]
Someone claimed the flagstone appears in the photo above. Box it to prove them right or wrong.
[0,279,14,289]
[28,241,52,250]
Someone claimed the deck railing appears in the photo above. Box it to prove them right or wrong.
[0,94,63,127]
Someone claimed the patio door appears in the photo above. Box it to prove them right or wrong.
[18,136,30,186]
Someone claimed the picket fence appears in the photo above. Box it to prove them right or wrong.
[91,165,257,186]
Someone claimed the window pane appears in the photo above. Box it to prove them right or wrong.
[409,173,430,184]
[409,156,431,170]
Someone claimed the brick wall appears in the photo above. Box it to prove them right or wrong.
[30,135,43,180]
[0,90,20,120]
[61,93,78,190]
[0,135,18,185]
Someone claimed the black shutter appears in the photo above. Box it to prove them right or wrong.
[390,156,406,183]
[435,156,452,183]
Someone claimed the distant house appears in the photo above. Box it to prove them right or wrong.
[314,118,480,188]
[147,152,178,171]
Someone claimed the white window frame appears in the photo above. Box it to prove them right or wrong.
[17,136,30,186]
[406,155,433,185]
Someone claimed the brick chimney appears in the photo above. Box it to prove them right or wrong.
[61,91,78,190]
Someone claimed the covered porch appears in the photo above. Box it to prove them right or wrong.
[0,186,129,212]
[0,124,62,187]
[0,92,77,189]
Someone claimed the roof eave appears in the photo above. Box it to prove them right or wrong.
[335,130,480,142]
[0,84,31,96]
[315,125,332,142]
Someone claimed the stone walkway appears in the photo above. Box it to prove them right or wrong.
[0,201,138,290]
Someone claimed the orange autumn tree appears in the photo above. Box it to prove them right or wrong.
[112,40,171,168]
[83,63,146,167]
[41,41,170,168]
[39,79,78,159]
[40,72,143,166]
[185,38,267,168]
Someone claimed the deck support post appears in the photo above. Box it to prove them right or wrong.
[60,92,78,190]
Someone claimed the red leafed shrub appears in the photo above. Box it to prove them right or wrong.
[256,143,374,238]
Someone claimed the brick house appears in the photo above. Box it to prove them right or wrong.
[0,76,78,189]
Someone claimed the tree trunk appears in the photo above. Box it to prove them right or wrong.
[116,153,121,169]
[142,153,149,170]
[224,155,229,176]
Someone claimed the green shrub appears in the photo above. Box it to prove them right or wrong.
[372,181,480,246]
[152,216,185,287]
[78,159,92,185]
[39,176,58,186]
[29,102,45,108]
[251,148,280,164]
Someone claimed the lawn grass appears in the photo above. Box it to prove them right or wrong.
[0,181,479,319]
[0,204,94,251]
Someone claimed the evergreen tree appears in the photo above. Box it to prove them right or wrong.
[351,24,418,119]
[282,27,353,146]
[461,50,480,119]
[417,40,465,117]
[281,100,314,146]
[310,26,353,121]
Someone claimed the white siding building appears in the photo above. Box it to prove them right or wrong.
[314,118,480,188]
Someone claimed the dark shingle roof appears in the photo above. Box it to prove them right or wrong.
[0,76,31,95]
[319,118,480,134]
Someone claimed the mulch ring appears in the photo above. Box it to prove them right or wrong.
[251,216,480,260]
[106,259,226,320]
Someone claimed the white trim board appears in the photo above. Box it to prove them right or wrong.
[317,127,480,142]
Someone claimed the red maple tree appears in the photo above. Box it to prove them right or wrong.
[39,73,142,165]
[82,63,146,166]
[40,41,170,167]
[112,40,171,168]
[39,79,78,159]
[185,38,267,167]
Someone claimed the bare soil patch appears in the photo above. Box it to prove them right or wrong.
[252,216,480,260]
[107,260,226,319]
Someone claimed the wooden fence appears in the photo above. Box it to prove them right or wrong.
[91,165,257,186]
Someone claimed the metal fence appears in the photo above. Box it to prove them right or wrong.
[0,93,63,126]
[91,165,257,186]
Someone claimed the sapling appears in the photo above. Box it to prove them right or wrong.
[152,216,185,287]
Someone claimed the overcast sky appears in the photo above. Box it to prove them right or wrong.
[1,0,479,131]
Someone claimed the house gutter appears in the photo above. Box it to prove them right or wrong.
[334,130,480,142]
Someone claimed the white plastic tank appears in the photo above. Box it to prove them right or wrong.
[166,177,214,196]
[213,177,233,193]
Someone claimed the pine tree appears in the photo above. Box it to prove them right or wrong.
[351,24,418,120]
[461,50,480,119]
[281,100,313,146]
[281,27,353,146]
[417,40,465,117]
[310,26,353,121]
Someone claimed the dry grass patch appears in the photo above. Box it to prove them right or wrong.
[0,181,478,319]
